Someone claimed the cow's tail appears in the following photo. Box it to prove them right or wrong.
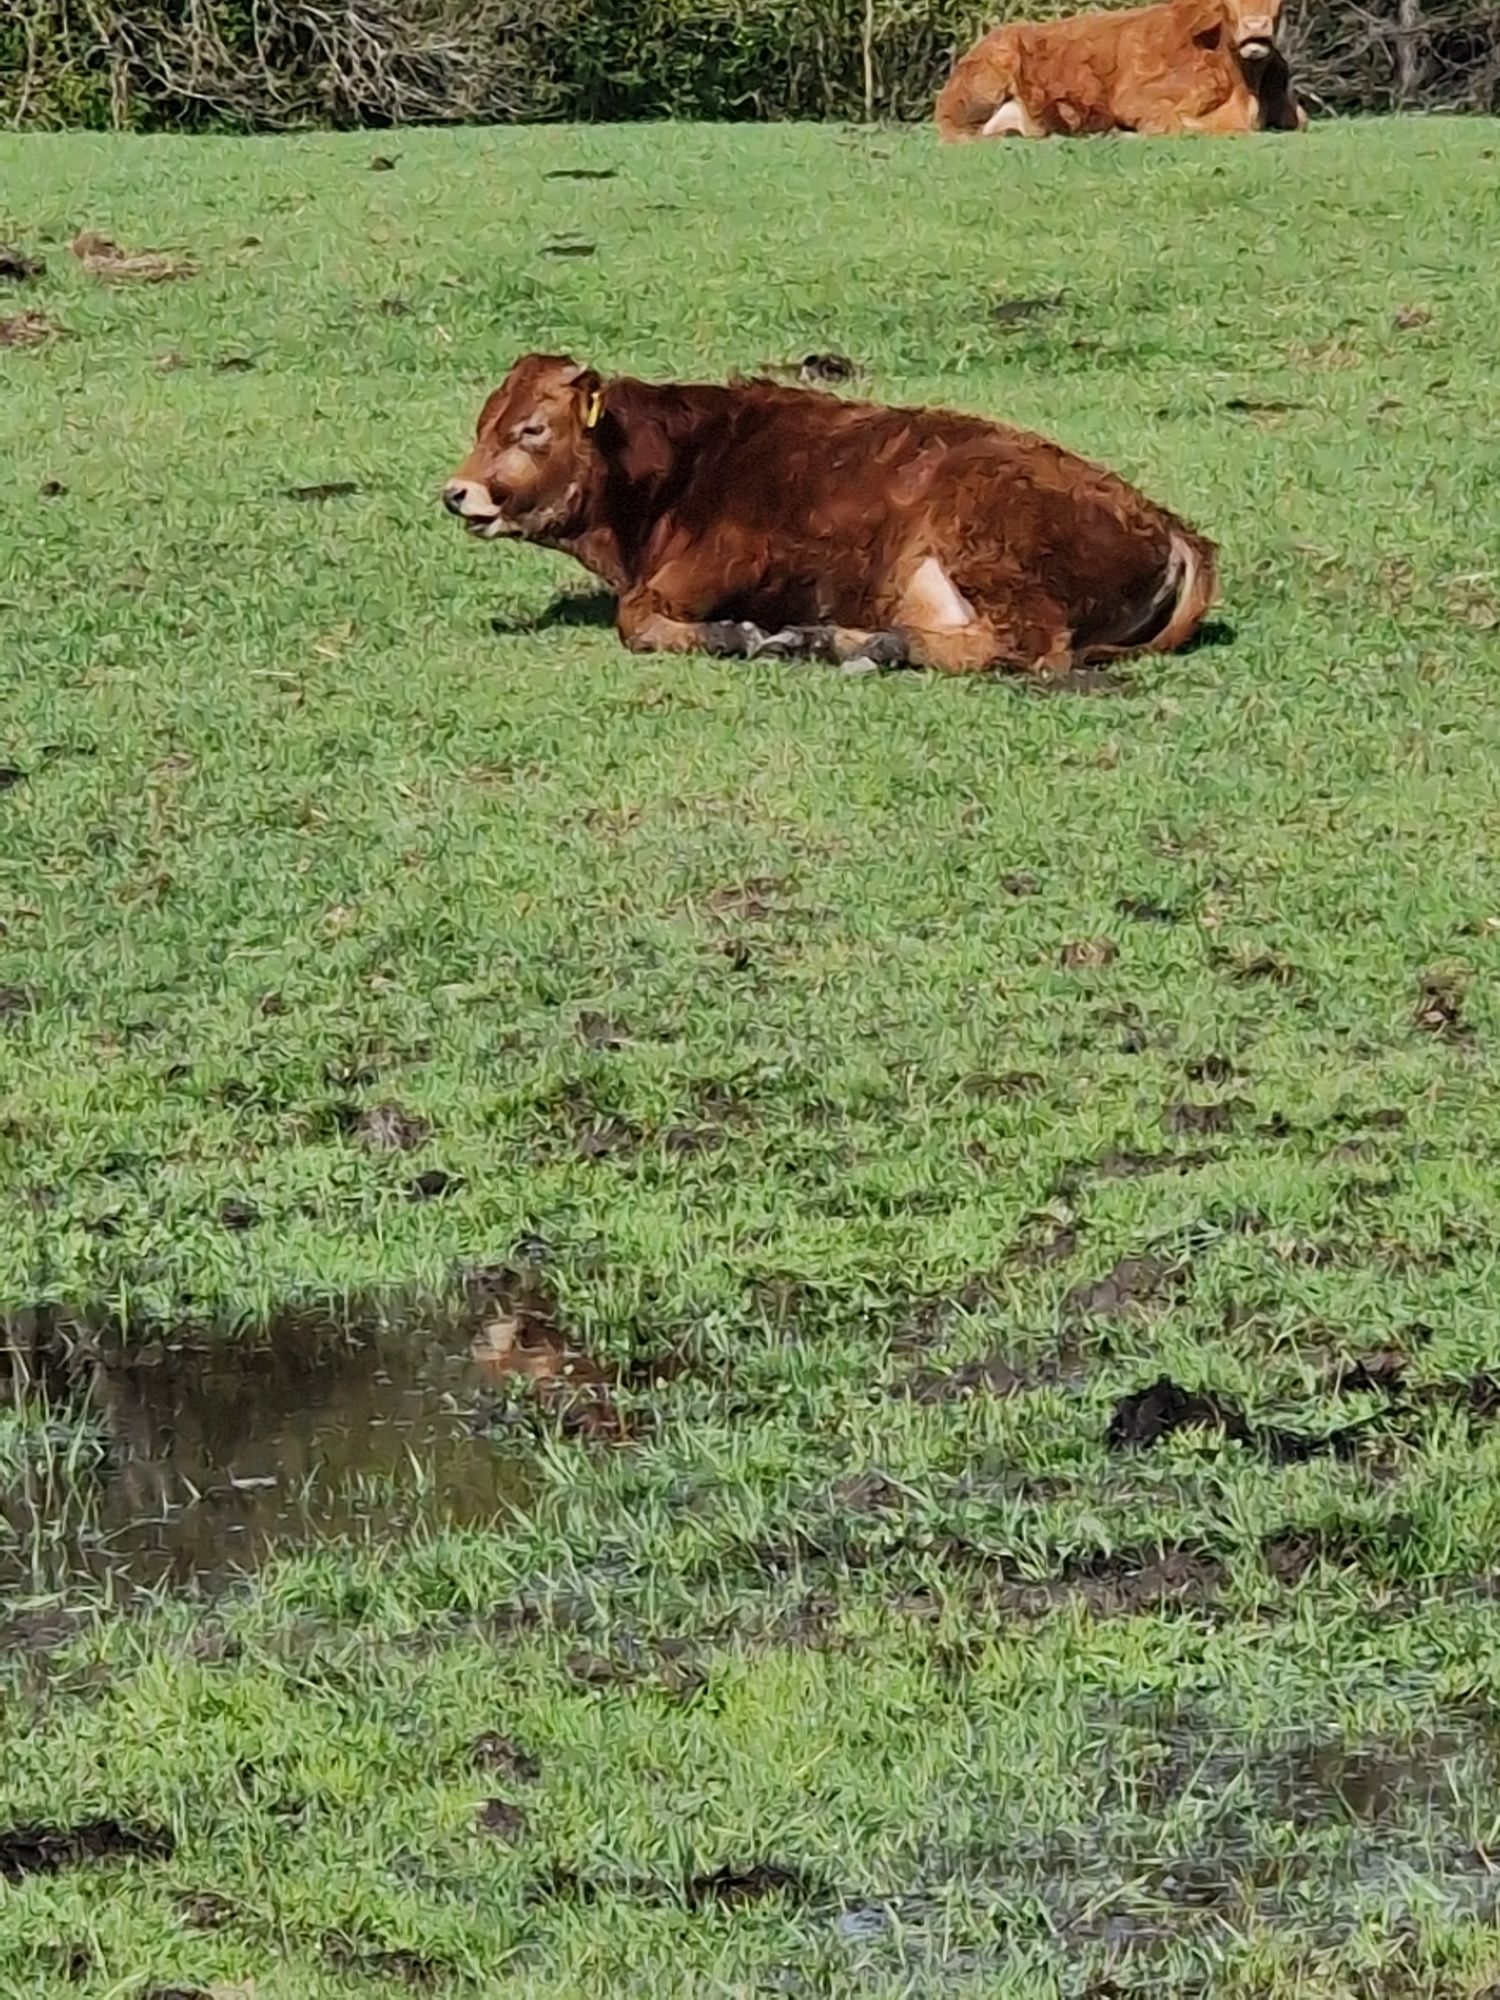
[1082,529,1218,661]
[935,33,1021,141]
[1148,530,1218,655]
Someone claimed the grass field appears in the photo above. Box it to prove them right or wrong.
[3,115,1500,1995]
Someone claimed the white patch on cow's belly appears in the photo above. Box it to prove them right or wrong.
[981,99,1031,137]
[906,555,976,630]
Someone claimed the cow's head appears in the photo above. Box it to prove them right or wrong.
[444,353,604,542]
[1220,0,1289,62]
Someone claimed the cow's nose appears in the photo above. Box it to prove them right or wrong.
[443,482,470,516]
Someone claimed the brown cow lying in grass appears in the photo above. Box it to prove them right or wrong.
[936,0,1306,140]
[444,355,1216,676]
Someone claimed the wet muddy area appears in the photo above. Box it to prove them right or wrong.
[0,1277,621,1600]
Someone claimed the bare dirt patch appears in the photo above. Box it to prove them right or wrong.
[71,231,196,282]
[0,1818,173,1881]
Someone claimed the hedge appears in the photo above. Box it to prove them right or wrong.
[2,0,1497,131]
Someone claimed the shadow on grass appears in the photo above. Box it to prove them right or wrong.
[490,593,616,636]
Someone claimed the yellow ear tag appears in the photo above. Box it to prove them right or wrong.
[583,389,604,430]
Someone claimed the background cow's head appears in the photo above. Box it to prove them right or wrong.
[1219,0,1290,62]
[444,353,604,542]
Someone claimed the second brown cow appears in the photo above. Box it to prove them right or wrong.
[444,355,1216,676]
[936,0,1306,140]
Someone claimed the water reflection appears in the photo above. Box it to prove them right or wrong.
[0,1298,544,1599]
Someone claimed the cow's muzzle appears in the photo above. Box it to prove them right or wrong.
[443,479,513,537]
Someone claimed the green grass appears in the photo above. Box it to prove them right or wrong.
[3,117,1500,1995]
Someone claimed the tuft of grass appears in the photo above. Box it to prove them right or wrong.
[1,118,1499,1996]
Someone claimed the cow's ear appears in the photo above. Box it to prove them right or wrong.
[570,366,605,428]
[1193,18,1223,46]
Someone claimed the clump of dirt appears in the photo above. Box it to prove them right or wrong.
[284,480,359,501]
[799,352,856,384]
[406,1168,457,1201]
[1215,947,1298,984]
[1186,1053,1238,1083]
[472,1734,541,1782]
[1107,1374,1374,1462]
[703,875,787,921]
[0,247,45,282]
[350,1103,431,1152]
[992,290,1064,329]
[0,1818,174,1882]
[369,152,398,170]
[1162,1097,1249,1136]
[1060,936,1118,970]
[1065,1256,1186,1319]
[576,1009,629,1050]
[993,1544,1225,1618]
[71,231,196,282]
[544,167,617,180]
[0,310,71,347]
[685,1861,817,1907]
[543,239,596,257]
[1415,972,1471,1039]
[901,1355,1026,1403]
[324,1937,445,1987]
[1116,895,1181,923]
[476,1797,528,1842]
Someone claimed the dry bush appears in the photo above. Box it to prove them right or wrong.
[2,0,1497,129]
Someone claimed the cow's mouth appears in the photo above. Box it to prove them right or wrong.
[465,514,517,539]
[1236,34,1276,59]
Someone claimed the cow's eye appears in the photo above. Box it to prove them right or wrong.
[517,418,549,447]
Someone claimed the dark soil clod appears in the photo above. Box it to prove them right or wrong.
[1065,1255,1185,1319]
[284,480,360,502]
[476,1797,528,1842]
[1223,395,1306,413]
[991,290,1064,327]
[215,354,256,372]
[903,1354,1026,1402]
[0,248,45,282]
[576,1009,629,1050]
[0,310,71,346]
[799,352,855,383]
[1116,895,1181,923]
[0,766,28,790]
[543,240,596,257]
[1162,1097,1249,1136]
[0,1818,174,1882]
[1108,1373,1375,1462]
[1060,936,1118,970]
[0,986,33,1021]
[544,167,618,180]
[39,478,66,498]
[217,1198,260,1231]
[684,1861,817,1909]
[352,1103,431,1152]
[1217,948,1298,984]
[369,154,398,170]
[406,1168,458,1201]
[1107,1375,1253,1451]
[1186,1053,1238,1083]
[1415,972,1471,1039]
[471,1734,541,1783]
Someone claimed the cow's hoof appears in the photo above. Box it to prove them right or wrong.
[844,631,909,673]
[703,621,760,657]
[746,627,805,660]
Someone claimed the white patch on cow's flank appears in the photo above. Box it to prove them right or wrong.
[907,556,976,630]
[981,100,1031,137]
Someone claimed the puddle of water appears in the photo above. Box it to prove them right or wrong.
[0,1279,609,1602]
